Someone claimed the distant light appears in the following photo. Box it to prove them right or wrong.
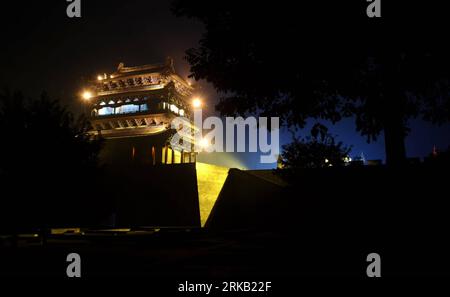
[192,98,202,109]
[170,104,179,114]
[97,75,103,81]
[110,75,114,79]
[82,91,93,101]
[199,138,209,149]
[324,158,329,163]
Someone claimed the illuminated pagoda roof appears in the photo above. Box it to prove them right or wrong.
[86,58,195,139]
[93,57,193,98]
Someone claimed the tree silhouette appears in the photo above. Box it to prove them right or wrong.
[172,1,450,166]
[280,124,351,170]
[0,90,106,232]
[427,145,450,166]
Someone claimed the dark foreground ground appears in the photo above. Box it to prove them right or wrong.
[1,226,448,278]
[1,165,449,293]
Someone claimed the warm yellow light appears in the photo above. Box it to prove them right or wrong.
[199,138,209,149]
[97,75,103,81]
[195,162,229,227]
[82,91,93,101]
[192,98,202,108]
[110,74,114,79]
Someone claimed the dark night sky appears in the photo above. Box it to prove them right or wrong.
[1,0,449,169]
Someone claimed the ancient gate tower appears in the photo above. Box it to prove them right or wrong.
[85,58,196,166]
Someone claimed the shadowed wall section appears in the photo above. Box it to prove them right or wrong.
[109,161,229,227]
[109,163,201,227]
[205,169,287,229]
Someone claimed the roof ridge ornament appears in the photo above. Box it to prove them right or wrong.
[166,56,175,72]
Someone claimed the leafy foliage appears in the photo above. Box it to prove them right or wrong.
[0,90,106,231]
[280,124,351,169]
[172,0,450,164]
